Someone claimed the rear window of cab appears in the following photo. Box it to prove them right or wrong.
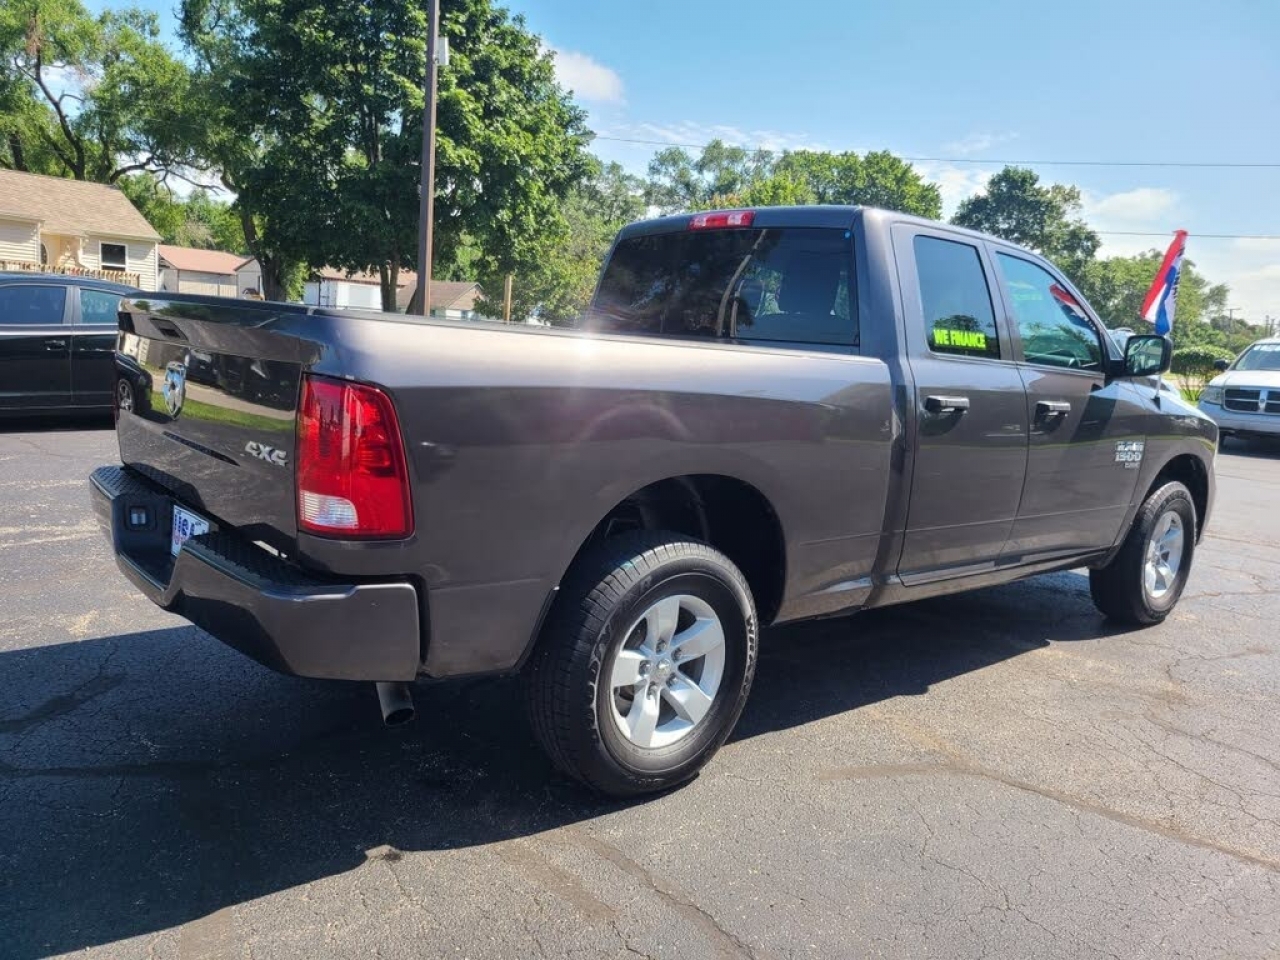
[587,226,856,347]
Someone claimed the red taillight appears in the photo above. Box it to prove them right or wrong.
[296,376,413,539]
[688,210,755,230]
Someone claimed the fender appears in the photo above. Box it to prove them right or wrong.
[1098,434,1216,567]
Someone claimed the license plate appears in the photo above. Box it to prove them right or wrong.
[171,505,210,556]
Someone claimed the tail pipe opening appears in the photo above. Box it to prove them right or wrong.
[375,682,415,727]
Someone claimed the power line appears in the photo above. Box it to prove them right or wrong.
[1098,231,1280,240]
[597,134,1280,239]
[594,135,1280,170]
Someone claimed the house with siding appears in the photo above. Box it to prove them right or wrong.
[303,266,389,310]
[159,245,258,297]
[395,279,491,320]
[0,169,161,289]
[235,258,263,298]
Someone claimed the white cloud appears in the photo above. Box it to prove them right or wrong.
[547,47,624,103]
[1082,187,1179,230]
[603,120,830,154]
[912,161,999,218]
[942,131,1018,156]
[1191,239,1280,323]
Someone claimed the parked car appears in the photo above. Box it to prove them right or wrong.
[90,206,1217,796]
[1198,337,1280,441]
[0,273,135,414]
[1109,327,1135,350]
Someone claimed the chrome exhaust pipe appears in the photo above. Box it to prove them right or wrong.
[375,682,415,727]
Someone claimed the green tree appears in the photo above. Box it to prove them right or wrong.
[0,0,200,182]
[952,167,1100,281]
[1076,250,1231,350]
[645,141,941,219]
[119,175,247,251]
[478,161,645,323]
[644,139,772,212]
[181,0,593,308]
[744,150,941,217]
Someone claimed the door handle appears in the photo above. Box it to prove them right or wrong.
[45,339,68,350]
[1036,400,1072,418]
[924,395,970,414]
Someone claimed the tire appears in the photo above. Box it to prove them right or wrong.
[1090,481,1197,625]
[524,531,758,797]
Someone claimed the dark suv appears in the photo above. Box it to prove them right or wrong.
[0,273,136,414]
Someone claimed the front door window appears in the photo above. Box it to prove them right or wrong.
[997,254,1103,372]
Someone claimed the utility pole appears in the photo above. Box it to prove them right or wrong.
[503,273,513,323]
[412,0,441,317]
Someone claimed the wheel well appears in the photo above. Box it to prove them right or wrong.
[573,475,787,624]
[1149,454,1209,538]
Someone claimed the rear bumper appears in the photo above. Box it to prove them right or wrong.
[90,465,421,681]
[1198,402,1280,436]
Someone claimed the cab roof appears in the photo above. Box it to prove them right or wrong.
[614,204,1035,253]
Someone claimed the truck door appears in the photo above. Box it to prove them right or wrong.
[893,226,1029,579]
[989,249,1146,558]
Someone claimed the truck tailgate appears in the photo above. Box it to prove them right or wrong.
[114,295,321,556]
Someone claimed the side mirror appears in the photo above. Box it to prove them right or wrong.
[1115,334,1172,378]
[1213,358,1230,372]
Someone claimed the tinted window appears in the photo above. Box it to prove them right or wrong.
[79,289,122,325]
[0,285,67,326]
[998,254,1102,372]
[914,236,1000,359]
[588,227,854,346]
[101,243,128,270]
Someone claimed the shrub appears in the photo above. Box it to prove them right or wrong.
[1171,345,1235,379]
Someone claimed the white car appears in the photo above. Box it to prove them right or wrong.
[1198,338,1280,440]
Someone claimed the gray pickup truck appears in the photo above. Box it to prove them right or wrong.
[90,206,1217,796]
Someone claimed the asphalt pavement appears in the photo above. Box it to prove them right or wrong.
[1,419,1278,960]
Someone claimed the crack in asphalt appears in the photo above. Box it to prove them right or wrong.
[1143,712,1280,778]
[567,828,769,960]
[0,671,126,735]
[494,839,617,923]
[819,762,1280,873]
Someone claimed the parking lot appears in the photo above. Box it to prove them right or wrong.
[1,420,1277,960]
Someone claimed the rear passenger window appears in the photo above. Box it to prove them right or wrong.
[913,236,1000,359]
[0,285,67,326]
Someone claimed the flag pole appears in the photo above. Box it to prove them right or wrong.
[1140,229,1188,404]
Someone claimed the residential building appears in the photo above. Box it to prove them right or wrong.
[303,266,389,310]
[158,245,256,297]
[302,266,493,319]
[0,169,160,289]
[235,258,263,298]
[398,280,489,321]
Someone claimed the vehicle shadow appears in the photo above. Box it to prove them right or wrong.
[0,570,1130,957]
[1220,435,1280,458]
[0,413,114,434]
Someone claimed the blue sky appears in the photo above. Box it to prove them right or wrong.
[100,0,1279,320]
